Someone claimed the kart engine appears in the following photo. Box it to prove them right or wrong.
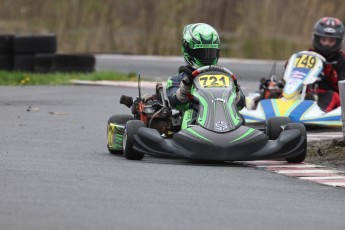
[119,83,181,137]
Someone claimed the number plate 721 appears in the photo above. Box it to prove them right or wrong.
[198,75,230,88]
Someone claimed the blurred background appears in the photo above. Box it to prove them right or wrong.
[1,0,345,60]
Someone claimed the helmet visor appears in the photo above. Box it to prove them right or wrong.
[189,48,219,60]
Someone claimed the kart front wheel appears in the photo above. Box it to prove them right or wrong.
[265,117,291,140]
[123,120,145,160]
[107,114,133,154]
[284,123,307,163]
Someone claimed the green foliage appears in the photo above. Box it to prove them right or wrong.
[0,71,136,85]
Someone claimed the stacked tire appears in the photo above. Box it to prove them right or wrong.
[51,54,95,73]
[0,35,14,71]
[0,33,95,73]
[13,34,57,72]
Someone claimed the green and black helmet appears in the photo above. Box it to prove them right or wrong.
[182,23,220,69]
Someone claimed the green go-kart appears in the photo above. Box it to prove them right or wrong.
[107,65,307,163]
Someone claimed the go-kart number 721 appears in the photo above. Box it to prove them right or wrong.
[198,74,230,88]
[294,54,316,69]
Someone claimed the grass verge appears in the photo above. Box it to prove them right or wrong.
[0,70,138,85]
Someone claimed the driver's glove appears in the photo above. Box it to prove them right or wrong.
[176,76,192,104]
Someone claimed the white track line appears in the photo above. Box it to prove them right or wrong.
[276,170,339,174]
[321,182,345,187]
[259,164,324,168]
[242,160,345,188]
[299,176,345,180]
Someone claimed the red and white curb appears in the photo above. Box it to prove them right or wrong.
[239,160,345,188]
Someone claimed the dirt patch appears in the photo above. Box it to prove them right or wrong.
[306,138,345,171]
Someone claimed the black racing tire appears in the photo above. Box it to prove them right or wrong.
[284,123,307,163]
[107,114,133,155]
[0,35,14,54]
[266,117,291,140]
[13,34,57,54]
[0,54,13,71]
[123,120,145,160]
[34,53,55,73]
[13,54,35,72]
[51,54,95,73]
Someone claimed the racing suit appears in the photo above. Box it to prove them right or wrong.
[166,65,245,127]
[313,50,345,112]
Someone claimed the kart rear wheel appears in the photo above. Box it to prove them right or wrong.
[284,123,307,163]
[123,120,145,160]
[107,114,133,154]
[266,117,291,140]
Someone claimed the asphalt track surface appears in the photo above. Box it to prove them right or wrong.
[1,86,345,230]
[96,54,286,95]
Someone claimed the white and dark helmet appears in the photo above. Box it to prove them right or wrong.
[313,17,345,57]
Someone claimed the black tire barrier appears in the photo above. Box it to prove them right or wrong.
[1,34,96,73]
[51,54,95,73]
[34,53,55,73]
[13,34,57,54]
[0,35,14,54]
[13,54,35,72]
[0,54,13,71]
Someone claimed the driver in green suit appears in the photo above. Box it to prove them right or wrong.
[166,23,245,127]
